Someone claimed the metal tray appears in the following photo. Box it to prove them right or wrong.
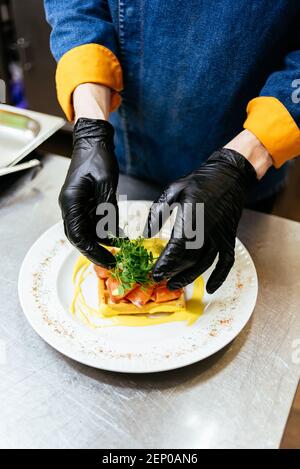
[0,104,65,168]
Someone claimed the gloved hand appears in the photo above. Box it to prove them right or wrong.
[144,148,257,293]
[59,118,119,267]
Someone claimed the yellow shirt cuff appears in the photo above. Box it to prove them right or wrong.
[243,96,300,168]
[56,43,123,121]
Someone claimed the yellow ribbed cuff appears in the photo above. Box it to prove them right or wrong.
[244,96,300,168]
[56,43,123,121]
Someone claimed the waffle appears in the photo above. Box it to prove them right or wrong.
[98,278,186,318]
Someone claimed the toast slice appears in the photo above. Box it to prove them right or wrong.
[98,278,186,317]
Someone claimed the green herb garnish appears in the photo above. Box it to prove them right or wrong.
[109,236,156,294]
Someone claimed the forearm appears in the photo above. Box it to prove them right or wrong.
[224,129,273,179]
[73,85,272,180]
[73,83,111,122]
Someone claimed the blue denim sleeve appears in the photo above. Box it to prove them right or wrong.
[259,46,300,127]
[44,0,119,61]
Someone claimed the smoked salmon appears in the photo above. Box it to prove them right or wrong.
[106,276,137,302]
[152,283,183,303]
[126,284,155,307]
[94,265,110,279]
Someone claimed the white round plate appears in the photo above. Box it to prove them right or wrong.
[18,202,258,373]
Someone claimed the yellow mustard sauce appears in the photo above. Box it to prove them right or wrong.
[70,240,204,328]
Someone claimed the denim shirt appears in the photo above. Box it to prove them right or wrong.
[45,0,300,201]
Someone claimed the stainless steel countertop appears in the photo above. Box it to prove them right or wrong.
[1,154,299,449]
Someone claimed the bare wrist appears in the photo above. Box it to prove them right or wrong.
[73,83,111,122]
[224,129,273,179]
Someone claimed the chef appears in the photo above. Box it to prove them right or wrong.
[44,0,300,293]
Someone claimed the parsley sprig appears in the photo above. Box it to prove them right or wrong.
[109,236,156,295]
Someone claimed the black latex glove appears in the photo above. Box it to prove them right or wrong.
[144,148,257,294]
[59,118,119,267]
